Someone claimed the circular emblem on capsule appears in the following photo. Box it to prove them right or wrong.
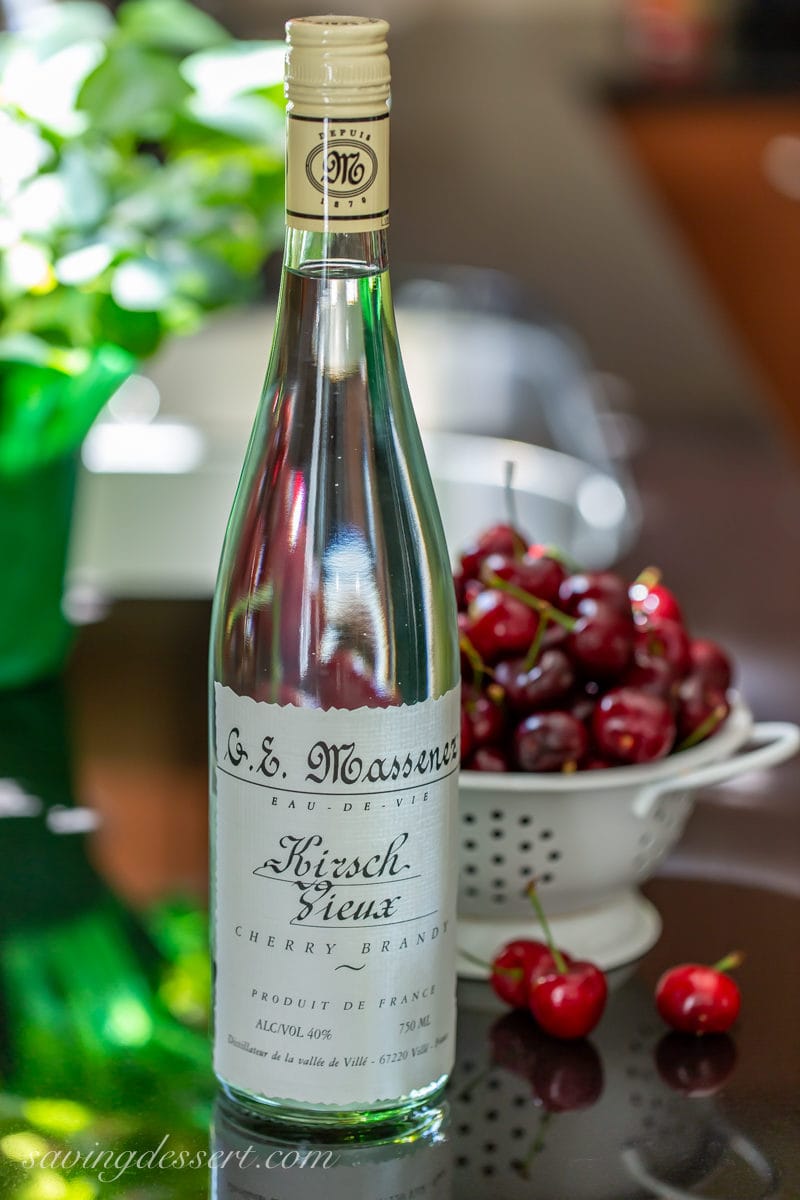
[305,140,378,198]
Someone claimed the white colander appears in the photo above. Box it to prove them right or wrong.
[457,698,799,972]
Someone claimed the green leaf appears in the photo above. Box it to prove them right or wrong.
[111,257,173,311]
[4,2,114,60]
[97,296,163,358]
[180,42,284,99]
[0,289,98,350]
[184,92,284,145]
[77,44,190,138]
[117,0,230,53]
[0,334,55,368]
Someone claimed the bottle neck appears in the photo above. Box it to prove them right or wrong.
[283,99,391,277]
[283,227,388,276]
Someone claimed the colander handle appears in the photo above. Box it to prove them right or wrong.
[621,1123,780,1199]
[632,722,800,819]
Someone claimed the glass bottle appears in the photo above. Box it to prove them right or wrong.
[209,16,460,1130]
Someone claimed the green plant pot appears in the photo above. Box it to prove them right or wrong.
[0,455,79,689]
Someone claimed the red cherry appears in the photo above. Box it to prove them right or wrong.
[493,649,574,714]
[523,884,608,1040]
[677,676,730,744]
[463,578,485,608]
[592,687,676,763]
[622,648,680,701]
[579,757,615,770]
[655,1032,737,1097]
[655,954,743,1035]
[559,571,630,617]
[630,578,684,623]
[633,616,691,678]
[460,523,528,579]
[566,680,601,725]
[468,745,511,772]
[513,711,588,772]
[541,621,569,652]
[567,601,634,678]
[460,708,473,763]
[464,690,506,747]
[482,552,565,605]
[529,961,608,1040]
[489,939,564,1008]
[454,568,467,612]
[466,590,539,664]
[688,638,733,692]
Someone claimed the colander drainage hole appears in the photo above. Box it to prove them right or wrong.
[491,810,503,820]
[464,864,477,875]
[464,839,477,851]
[519,840,532,852]
[463,813,476,824]
[465,887,479,898]
[518,814,532,825]
[540,828,553,840]
[548,850,561,861]
[492,854,505,865]
[490,829,504,839]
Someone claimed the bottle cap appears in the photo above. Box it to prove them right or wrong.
[285,15,390,108]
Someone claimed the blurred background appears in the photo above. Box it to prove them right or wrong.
[1,0,798,894]
[2,2,800,1192]
[1,0,790,904]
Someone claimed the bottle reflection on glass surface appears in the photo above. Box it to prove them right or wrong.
[448,977,776,1199]
[0,682,212,1198]
[210,1092,453,1200]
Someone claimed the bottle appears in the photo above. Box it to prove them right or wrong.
[209,16,461,1129]
[211,1091,453,1200]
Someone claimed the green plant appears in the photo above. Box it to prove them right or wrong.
[0,0,285,474]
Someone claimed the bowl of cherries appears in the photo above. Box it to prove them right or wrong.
[455,522,799,973]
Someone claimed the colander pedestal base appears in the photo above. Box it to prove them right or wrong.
[457,888,662,976]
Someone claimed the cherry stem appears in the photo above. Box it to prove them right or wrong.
[521,613,549,673]
[460,634,487,691]
[484,572,577,631]
[458,948,522,979]
[711,951,745,974]
[633,565,662,592]
[526,883,568,975]
[675,704,728,752]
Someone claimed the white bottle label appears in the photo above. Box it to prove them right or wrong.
[213,682,460,1108]
[286,113,390,234]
